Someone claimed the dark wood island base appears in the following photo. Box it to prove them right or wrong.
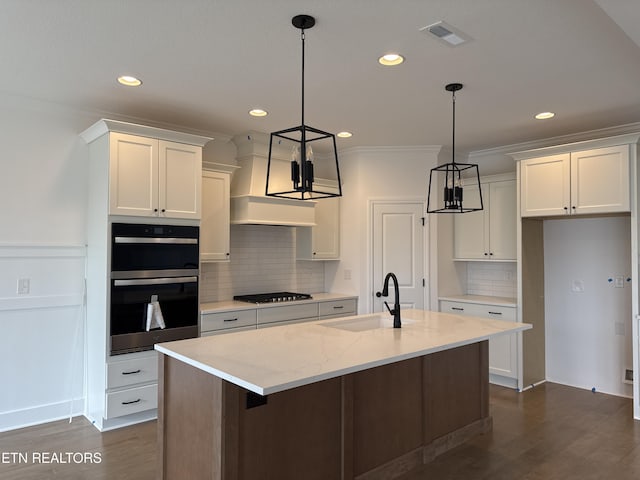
[158,341,491,480]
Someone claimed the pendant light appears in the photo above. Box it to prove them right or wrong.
[265,14,343,200]
[427,83,483,213]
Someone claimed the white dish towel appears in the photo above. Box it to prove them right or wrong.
[146,294,166,331]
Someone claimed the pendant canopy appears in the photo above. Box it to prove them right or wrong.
[427,83,483,213]
[265,15,342,200]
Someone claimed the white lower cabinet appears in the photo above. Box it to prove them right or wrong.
[318,299,357,319]
[102,350,159,424]
[200,297,358,335]
[440,299,518,388]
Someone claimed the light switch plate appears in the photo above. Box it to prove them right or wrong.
[571,280,584,293]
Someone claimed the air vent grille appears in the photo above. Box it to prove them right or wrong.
[420,21,471,47]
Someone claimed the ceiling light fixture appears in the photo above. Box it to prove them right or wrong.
[337,131,353,138]
[427,83,483,214]
[378,54,404,66]
[265,14,342,200]
[535,111,555,120]
[117,75,142,87]
[249,109,268,117]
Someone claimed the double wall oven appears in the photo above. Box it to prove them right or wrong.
[110,223,199,355]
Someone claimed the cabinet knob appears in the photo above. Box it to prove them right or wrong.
[484,252,488,256]
[161,208,166,213]
[154,208,158,213]
[563,207,568,211]
[226,252,230,256]
[572,206,576,210]
[489,252,493,256]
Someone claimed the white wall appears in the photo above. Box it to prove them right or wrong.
[544,215,633,398]
[0,94,97,430]
[325,146,441,313]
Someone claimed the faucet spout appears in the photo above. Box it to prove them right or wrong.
[381,272,401,328]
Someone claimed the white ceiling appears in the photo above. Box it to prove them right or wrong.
[3,1,640,168]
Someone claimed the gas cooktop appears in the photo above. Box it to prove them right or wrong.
[233,292,313,304]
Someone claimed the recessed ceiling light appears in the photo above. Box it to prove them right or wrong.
[378,54,404,66]
[337,131,352,138]
[249,109,268,117]
[117,75,142,87]
[535,111,555,120]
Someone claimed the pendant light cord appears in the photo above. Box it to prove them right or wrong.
[451,88,456,167]
[300,28,306,129]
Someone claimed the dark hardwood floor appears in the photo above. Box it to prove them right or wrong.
[0,383,638,479]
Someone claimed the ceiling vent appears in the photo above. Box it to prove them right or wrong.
[420,21,471,46]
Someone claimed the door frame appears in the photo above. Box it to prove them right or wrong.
[367,198,429,314]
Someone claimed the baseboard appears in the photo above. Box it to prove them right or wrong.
[0,398,85,432]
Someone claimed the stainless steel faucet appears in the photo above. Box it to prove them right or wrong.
[378,272,401,328]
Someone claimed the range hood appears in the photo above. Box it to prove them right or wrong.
[230,132,317,226]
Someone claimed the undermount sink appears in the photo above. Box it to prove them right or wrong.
[323,314,415,332]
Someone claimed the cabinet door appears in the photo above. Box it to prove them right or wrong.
[453,183,487,259]
[109,133,158,217]
[488,180,516,260]
[520,153,570,217]
[571,145,630,215]
[200,171,230,262]
[439,301,517,380]
[312,196,340,259]
[296,196,340,260]
[159,140,202,219]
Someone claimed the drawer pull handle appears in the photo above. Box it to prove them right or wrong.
[488,311,502,315]
[122,369,141,375]
[333,306,344,309]
[223,318,238,322]
[451,307,464,311]
[122,398,141,405]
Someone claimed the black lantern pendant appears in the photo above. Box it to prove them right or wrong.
[265,14,343,200]
[427,83,483,213]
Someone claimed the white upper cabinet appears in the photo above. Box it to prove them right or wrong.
[454,177,516,261]
[520,145,630,217]
[200,169,231,262]
[296,196,340,260]
[159,140,202,219]
[81,119,211,221]
[109,133,202,219]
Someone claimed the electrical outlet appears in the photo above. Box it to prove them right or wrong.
[615,276,624,288]
[17,278,30,295]
[344,269,352,280]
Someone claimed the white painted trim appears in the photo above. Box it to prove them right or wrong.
[470,122,640,159]
[508,132,640,161]
[0,294,85,311]
[80,118,213,146]
[0,244,86,258]
[0,398,84,433]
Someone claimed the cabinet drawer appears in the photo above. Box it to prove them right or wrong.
[107,353,158,389]
[318,299,357,318]
[105,383,157,419]
[440,301,516,321]
[201,325,256,336]
[257,303,318,325]
[201,309,257,333]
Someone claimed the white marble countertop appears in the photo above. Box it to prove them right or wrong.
[156,308,531,395]
[200,292,358,314]
[438,294,517,307]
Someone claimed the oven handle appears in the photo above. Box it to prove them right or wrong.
[113,276,198,287]
[114,236,198,245]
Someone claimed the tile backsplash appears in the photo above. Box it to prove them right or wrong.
[466,262,517,298]
[200,225,325,303]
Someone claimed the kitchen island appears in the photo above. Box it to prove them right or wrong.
[155,309,531,480]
